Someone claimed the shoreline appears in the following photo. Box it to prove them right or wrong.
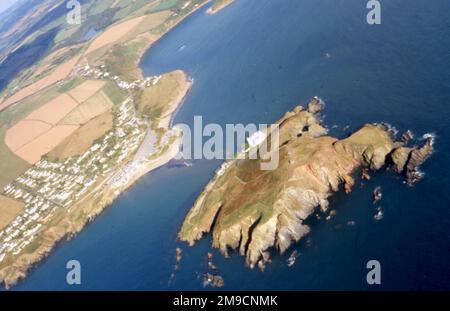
[158,73,193,129]
[136,0,213,80]
[206,0,235,15]
[0,1,210,289]
[169,77,192,129]
[0,96,186,289]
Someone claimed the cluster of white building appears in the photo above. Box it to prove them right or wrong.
[216,162,232,177]
[75,64,162,91]
[108,127,177,190]
[0,99,148,263]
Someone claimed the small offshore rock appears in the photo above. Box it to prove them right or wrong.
[361,168,371,180]
[287,250,299,267]
[400,130,414,143]
[204,273,224,288]
[374,207,384,221]
[258,260,266,272]
[175,247,183,263]
[373,186,382,204]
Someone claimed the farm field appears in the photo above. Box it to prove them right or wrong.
[14,124,80,164]
[25,94,79,125]
[48,111,114,160]
[85,15,147,55]
[0,55,81,111]
[4,120,52,152]
[4,80,117,165]
[61,91,113,125]
[0,196,25,231]
[68,80,106,103]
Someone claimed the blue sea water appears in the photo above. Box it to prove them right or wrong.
[14,0,450,290]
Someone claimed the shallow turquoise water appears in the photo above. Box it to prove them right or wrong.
[15,0,450,290]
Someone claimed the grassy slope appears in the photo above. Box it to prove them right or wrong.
[136,70,186,120]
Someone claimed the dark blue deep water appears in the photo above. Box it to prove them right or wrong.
[15,0,450,290]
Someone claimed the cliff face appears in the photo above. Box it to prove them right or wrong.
[179,98,433,269]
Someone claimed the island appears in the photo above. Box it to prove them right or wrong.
[179,98,433,270]
[0,0,231,289]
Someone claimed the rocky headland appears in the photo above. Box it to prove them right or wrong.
[179,98,433,269]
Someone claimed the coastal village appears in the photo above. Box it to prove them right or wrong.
[74,63,163,92]
[0,64,178,265]
[0,0,236,289]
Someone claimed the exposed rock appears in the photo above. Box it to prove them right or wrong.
[287,250,299,267]
[293,105,303,114]
[175,247,183,263]
[257,260,266,272]
[203,273,224,288]
[343,175,355,194]
[391,147,413,173]
[307,123,328,138]
[373,186,382,204]
[261,251,271,263]
[361,168,371,180]
[307,96,324,114]
[390,136,433,184]
[334,123,398,170]
[400,130,414,143]
[213,275,225,287]
[405,137,433,184]
[178,98,433,269]
[206,252,218,270]
[374,207,384,221]
[168,272,175,285]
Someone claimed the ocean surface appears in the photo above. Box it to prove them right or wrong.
[15,0,450,290]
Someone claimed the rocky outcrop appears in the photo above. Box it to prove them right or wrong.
[178,98,433,269]
[404,138,433,184]
[391,147,413,173]
[390,135,434,184]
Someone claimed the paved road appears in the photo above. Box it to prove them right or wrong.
[134,128,157,161]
